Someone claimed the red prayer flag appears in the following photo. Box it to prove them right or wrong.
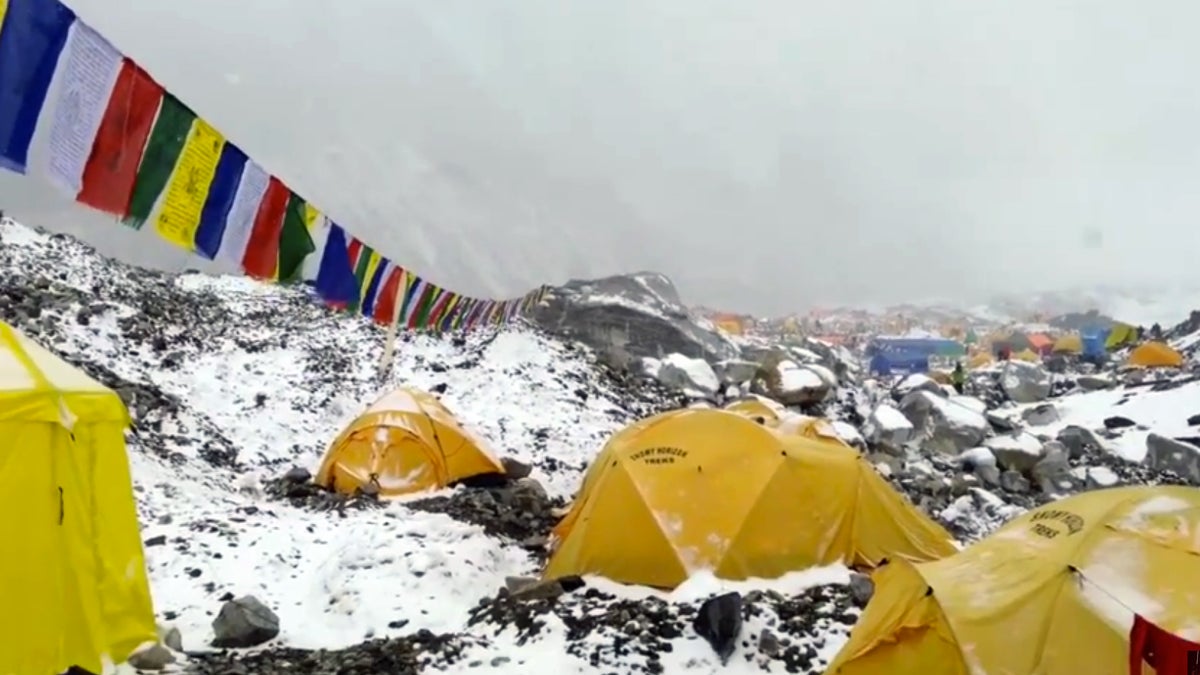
[76,60,164,216]
[372,267,404,325]
[1129,613,1200,675]
[241,177,289,279]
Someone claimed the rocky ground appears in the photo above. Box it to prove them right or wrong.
[4,220,1200,674]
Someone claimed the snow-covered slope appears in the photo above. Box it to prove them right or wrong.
[6,216,1199,674]
[0,219,856,674]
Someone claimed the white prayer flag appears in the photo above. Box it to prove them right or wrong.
[216,160,269,267]
[43,20,123,198]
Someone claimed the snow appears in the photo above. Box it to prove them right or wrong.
[580,292,666,319]
[984,432,1043,458]
[923,391,988,433]
[1004,379,1200,462]
[777,361,825,391]
[662,352,719,392]
[442,567,856,675]
[870,403,913,432]
[960,447,998,468]
[1086,466,1119,487]
[950,395,987,414]
[804,362,838,387]
[895,373,935,396]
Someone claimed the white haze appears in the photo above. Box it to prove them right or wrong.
[1,0,1199,315]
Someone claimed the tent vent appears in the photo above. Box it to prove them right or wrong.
[58,487,63,525]
[924,586,933,597]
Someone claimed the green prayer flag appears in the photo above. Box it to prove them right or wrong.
[277,192,316,283]
[123,95,196,229]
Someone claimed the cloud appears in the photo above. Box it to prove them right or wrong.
[2,0,1199,314]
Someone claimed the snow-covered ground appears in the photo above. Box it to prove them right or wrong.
[5,215,1200,674]
[0,218,855,673]
[1002,379,1200,463]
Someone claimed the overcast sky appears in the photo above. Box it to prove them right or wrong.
[4,0,1199,315]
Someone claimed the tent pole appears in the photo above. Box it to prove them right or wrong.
[377,275,407,381]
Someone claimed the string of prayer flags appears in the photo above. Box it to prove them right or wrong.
[0,0,544,334]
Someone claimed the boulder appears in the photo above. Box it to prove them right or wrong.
[1077,374,1116,391]
[211,595,280,648]
[655,353,719,394]
[713,359,758,385]
[862,403,915,453]
[526,273,739,362]
[1021,403,1059,427]
[1056,425,1106,459]
[984,432,1046,473]
[1030,442,1079,494]
[752,355,833,406]
[1144,434,1200,483]
[1000,361,1052,403]
[892,373,943,401]
[898,390,989,455]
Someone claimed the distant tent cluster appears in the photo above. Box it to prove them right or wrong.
[867,320,1189,377]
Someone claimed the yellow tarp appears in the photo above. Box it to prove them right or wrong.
[0,321,156,675]
[825,485,1200,675]
[1106,322,1138,350]
[1126,341,1184,368]
[967,352,993,369]
[315,387,505,497]
[545,409,955,588]
[1052,333,1083,354]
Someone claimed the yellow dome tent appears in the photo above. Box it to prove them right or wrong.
[315,387,505,497]
[0,322,156,675]
[1012,348,1040,362]
[824,485,1200,675]
[1052,333,1083,354]
[1126,341,1185,368]
[967,351,993,369]
[544,409,955,588]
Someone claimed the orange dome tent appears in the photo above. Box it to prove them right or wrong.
[1126,341,1185,368]
[315,388,505,497]
[545,409,955,588]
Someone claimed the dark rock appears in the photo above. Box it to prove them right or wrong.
[1104,416,1137,430]
[211,596,280,648]
[692,592,744,664]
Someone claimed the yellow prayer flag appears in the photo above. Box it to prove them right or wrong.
[0,2,9,37]
[154,119,225,250]
[303,203,320,230]
[358,251,383,305]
